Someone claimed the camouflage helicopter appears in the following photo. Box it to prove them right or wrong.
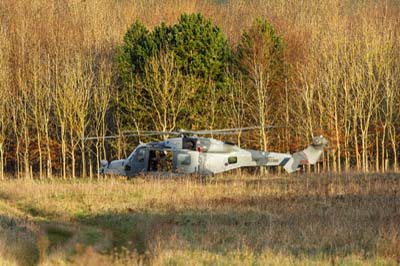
[85,127,328,177]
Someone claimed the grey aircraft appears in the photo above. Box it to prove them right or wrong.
[85,127,328,177]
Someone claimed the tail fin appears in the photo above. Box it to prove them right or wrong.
[283,136,328,173]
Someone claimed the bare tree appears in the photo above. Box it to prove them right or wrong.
[53,58,69,179]
[0,29,11,179]
[139,51,199,134]
[237,20,286,152]
[223,72,249,146]
[91,60,112,177]
[61,56,92,178]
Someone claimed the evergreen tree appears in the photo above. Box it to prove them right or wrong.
[168,13,230,85]
[115,14,231,131]
[116,21,153,88]
[236,18,286,88]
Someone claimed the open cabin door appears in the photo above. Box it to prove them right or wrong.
[148,150,174,173]
[173,151,199,174]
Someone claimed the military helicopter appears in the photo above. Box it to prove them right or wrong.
[84,127,328,177]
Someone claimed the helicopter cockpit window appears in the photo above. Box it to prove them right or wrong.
[129,147,146,163]
[228,156,237,164]
[183,137,197,151]
[177,153,191,165]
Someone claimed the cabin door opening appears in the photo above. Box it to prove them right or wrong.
[148,150,173,172]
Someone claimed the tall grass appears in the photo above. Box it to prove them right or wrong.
[0,173,399,265]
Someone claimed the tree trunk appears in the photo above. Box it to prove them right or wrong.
[353,118,360,171]
[37,131,43,179]
[0,144,3,180]
[81,138,86,178]
[375,131,379,172]
[23,123,30,179]
[61,123,66,180]
[45,122,52,179]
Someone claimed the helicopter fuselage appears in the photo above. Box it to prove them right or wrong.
[101,136,300,177]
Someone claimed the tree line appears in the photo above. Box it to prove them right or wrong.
[0,0,399,178]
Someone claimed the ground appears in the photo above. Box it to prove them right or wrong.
[0,172,399,266]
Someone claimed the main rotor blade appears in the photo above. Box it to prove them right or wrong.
[83,125,275,140]
[182,126,275,135]
[83,132,178,141]
[121,130,180,135]
[84,135,121,141]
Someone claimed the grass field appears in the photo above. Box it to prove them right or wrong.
[0,173,399,266]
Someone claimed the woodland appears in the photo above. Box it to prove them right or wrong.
[0,0,400,178]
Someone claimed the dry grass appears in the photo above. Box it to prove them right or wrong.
[0,173,399,265]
